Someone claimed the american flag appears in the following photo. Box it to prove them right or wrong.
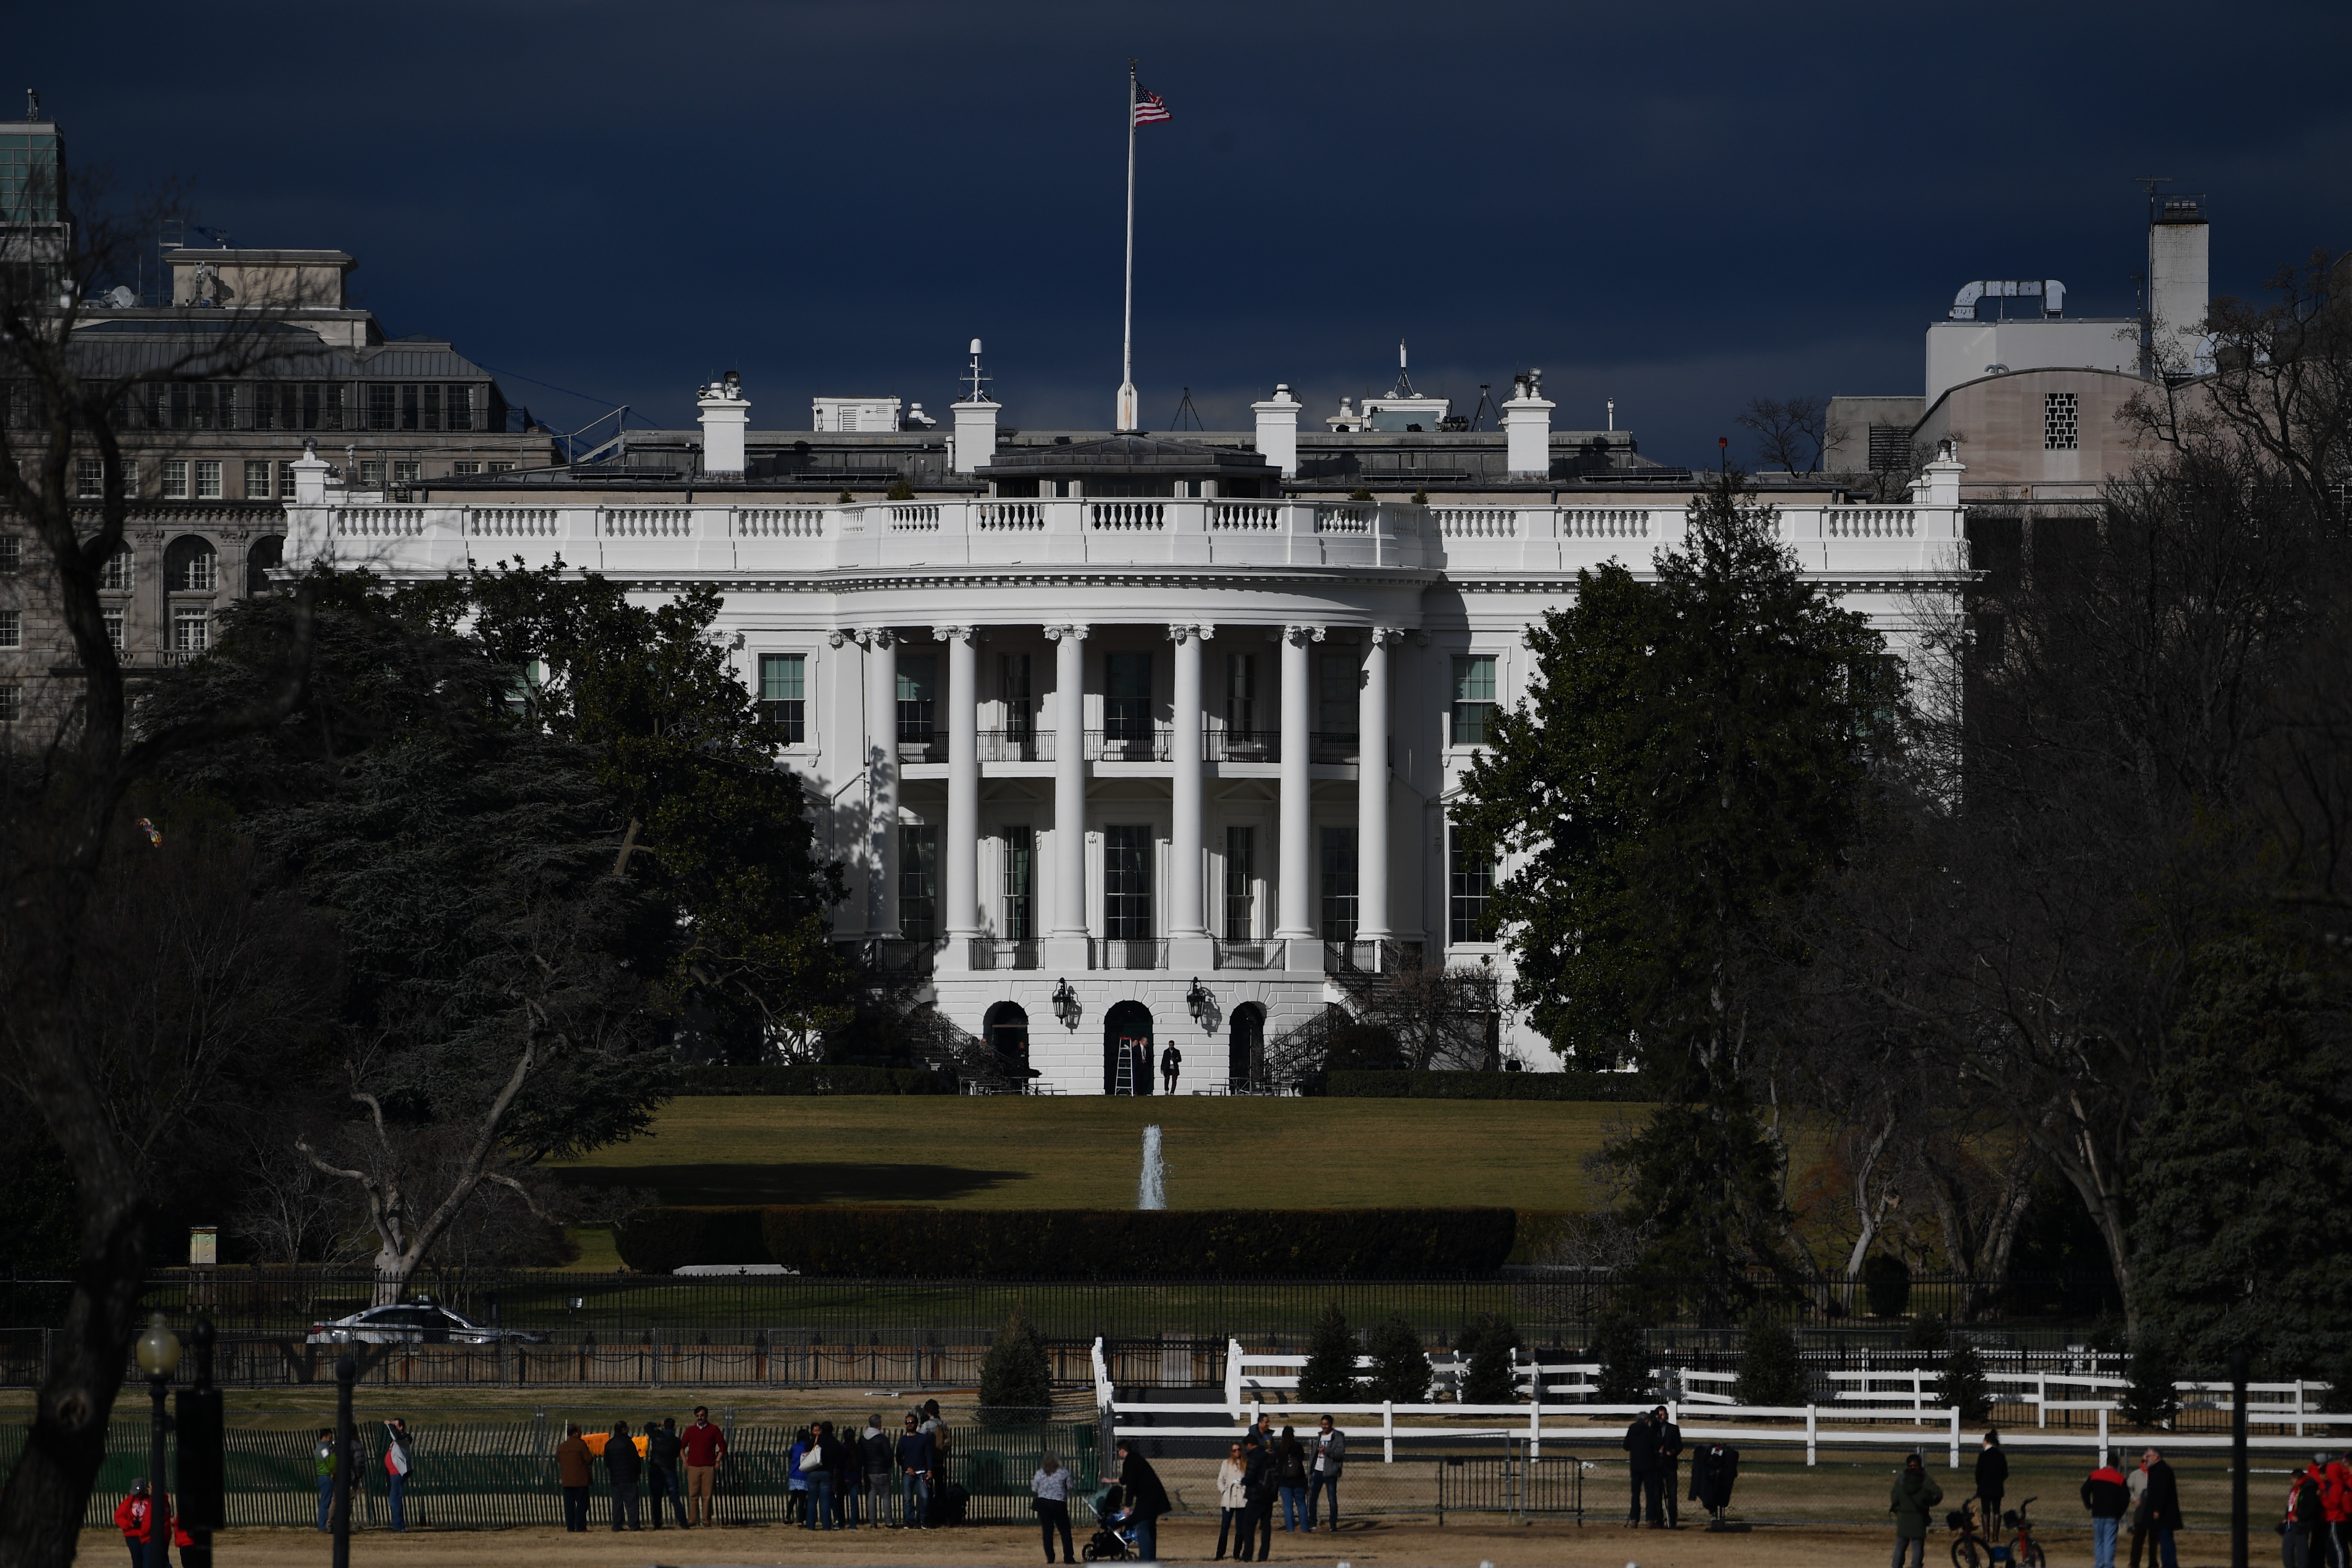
[1133,87,1171,126]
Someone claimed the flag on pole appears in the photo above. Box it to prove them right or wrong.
[1133,87,1171,126]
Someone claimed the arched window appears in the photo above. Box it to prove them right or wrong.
[1228,1004,1266,1093]
[164,535,218,592]
[245,534,284,595]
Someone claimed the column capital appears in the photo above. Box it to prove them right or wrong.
[931,624,977,644]
[1368,626,1404,647]
[1044,623,1091,642]
[1165,622,1215,643]
[827,629,851,648]
[1411,629,1433,648]
[1283,623,1326,646]
[855,626,896,649]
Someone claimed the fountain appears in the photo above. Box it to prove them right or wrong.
[1138,1125,1167,1210]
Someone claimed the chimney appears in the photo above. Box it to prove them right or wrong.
[2147,194,2210,378]
[951,337,999,474]
[1501,368,1554,478]
[697,371,749,475]
[1251,384,1301,478]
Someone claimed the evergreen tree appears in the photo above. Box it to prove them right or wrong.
[1452,475,1894,1302]
[977,1308,1054,1424]
[1944,1336,1994,1421]
[2120,1338,2183,1430]
[1592,1309,1651,1402]
[1733,1312,1805,1406]
[1297,1303,1362,1404]
[1367,1313,1431,1404]
[1460,1312,1522,1405]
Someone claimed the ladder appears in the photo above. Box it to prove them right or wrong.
[1114,1037,1141,1096]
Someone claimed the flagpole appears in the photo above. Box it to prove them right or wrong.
[1118,58,1139,433]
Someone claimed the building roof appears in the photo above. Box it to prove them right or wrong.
[982,433,1276,481]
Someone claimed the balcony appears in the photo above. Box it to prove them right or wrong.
[897,730,944,764]
[1323,938,1426,975]
[1214,939,1284,971]
[1205,729,1279,763]
[969,939,1042,971]
[832,937,939,977]
[1310,730,1359,763]
[1086,727,1171,762]
[975,728,1054,762]
[1094,938,1168,970]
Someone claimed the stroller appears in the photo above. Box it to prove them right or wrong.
[1081,1483,1138,1561]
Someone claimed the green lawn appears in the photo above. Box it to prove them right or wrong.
[550,1095,1631,1211]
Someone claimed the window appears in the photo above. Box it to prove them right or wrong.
[0,609,18,648]
[1451,655,1497,745]
[99,545,133,591]
[1449,833,1494,944]
[102,610,123,651]
[1105,825,1154,940]
[1320,825,1358,942]
[191,384,216,430]
[167,537,217,592]
[245,534,284,594]
[251,383,275,430]
[194,460,223,500]
[1867,424,1911,472]
[278,463,297,499]
[446,385,474,432]
[1001,825,1034,941]
[162,459,189,499]
[2044,391,2079,451]
[322,385,346,430]
[1225,652,1256,736]
[487,461,514,473]
[759,653,806,741]
[172,608,209,654]
[368,384,396,430]
[898,824,938,942]
[1104,652,1151,739]
[1224,825,1256,939]
[422,384,441,431]
[0,534,20,572]
[0,686,19,724]
[896,654,936,743]
[1318,650,1358,740]
[244,460,272,498]
[1001,653,1032,742]
[401,384,420,431]
[452,460,481,476]
[359,460,387,489]
[392,460,421,487]
[76,455,102,498]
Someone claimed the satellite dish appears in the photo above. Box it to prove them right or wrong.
[105,285,136,308]
[969,338,983,355]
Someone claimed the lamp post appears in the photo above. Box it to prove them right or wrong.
[135,1314,180,1566]
[332,1353,357,1568]
[178,1318,223,1568]
[2230,1347,2250,1568]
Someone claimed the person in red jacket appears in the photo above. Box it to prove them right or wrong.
[2320,1454,2352,1568]
[680,1405,728,1527]
[112,1482,191,1568]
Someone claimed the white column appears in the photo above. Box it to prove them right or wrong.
[938,626,980,961]
[1275,623,1321,951]
[1358,628,1396,943]
[861,628,899,936]
[1045,623,1091,968]
[1169,623,1211,965]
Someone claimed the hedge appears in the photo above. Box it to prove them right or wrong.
[617,1206,1518,1276]
[1324,1070,1658,1101]
[674,1065,956,1096]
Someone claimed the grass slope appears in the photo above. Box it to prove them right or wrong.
[551,1095,1629,1212]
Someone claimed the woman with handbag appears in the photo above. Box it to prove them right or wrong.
[1214,1442,1250,1560]
[1032,1450,1075,1564]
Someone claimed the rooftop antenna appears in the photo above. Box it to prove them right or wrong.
[1390,340,1418,399]
[1467,384,1498,431]
[962,337,990,403]
[26,89,39,121]
[1170,387,1202,431]
[1607,398,1615,432]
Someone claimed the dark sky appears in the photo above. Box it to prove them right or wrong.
[27,0,2352,468]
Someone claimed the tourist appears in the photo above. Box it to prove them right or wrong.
[2322,1451,2352,1568]
[1622,1406,1661,1527]
[897,1411,934,1527]
[681,1406,727,1527]
[114,1480,154,1568]
[313,1429,336,1532]
[2081,1457,2129,1568]
[1213,1442,1249,1560]
[787,1425,813,1524]
[2143,1448,2183,1568]
[2289,1462,2329,1568]
[1242,1432,1276,1560]
[2127,1449,2153,1568]
[1890,1451,1944,1568]
[556,1424,593,1533]
[1976,1429,2009,1533]
[382,1418,412,1532]
[1652,1404,1684,1528]
[803,1422,837,1530]
[1276,1426,1307,1533]
[1305,1415,1345,1532]
[922,1397,953,1482]
[646,1416,686,1529]
[604,1420,643,1531]
[1034,1449,1076,1563]
[829,1418,858,1528]
[1162,1044,1182,1094]
[1105,1437,1171,1563]
[860,1416,894,1527]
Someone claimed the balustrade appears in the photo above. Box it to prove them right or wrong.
[975,729,1054,763]
[1826,507,1918,539]
[468,508,558,537]
[1434,508,1518,537]
[333,506,427,538]
[887,504,941,531]
[1558,509,1650,539]
[1088,501,1164,530]
[601,507,694,537]
[1209,501,1280,530]
[734,507,826,537]
[1086,727,1171,762]
[1314,504,1372,534]
[975,501,1045,530]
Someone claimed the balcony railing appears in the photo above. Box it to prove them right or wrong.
[1094,938,1168,970]
[831,937,939,976]
[1214,939,1284,971]
[975,729,1053,762]
[1205,729,1279,762]
[1086,727,1171,762]
[1323,938,1426,975]
[969,939,1042,971]
[1311,730,1360,763]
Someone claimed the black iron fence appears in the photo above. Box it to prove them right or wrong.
[1434,1454,1585,1525]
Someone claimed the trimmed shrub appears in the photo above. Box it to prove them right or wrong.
[1733,1312,1805,1406]
[754,1205,1517,1278]
[2120,1337,2182,1428]
[1367,1312,1431,1402]
[675,1065,955,1096]
[1592,1309,1650,1402]
[612,1207,771,1273]
[977,1308,1054,1423]
[1862,1252,1912,1317]
[1459,1312,1521,1404]
[1944,1337,1994,1420]
[1298,1303,1361,1404]
[1324,1070,1659,1101]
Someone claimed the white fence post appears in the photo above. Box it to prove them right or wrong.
[2099,1406,2110,1467]
[1948,1407,1961,1469]
[1226,1337,1244,1416]
[1914,1369,1925,1425]
[2037,1374,2047,1429]
[1529,1394,1542,1461]
[1807,1405,1818,1467]
[1384,1400,1395,1463]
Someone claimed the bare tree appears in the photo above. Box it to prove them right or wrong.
[1736,395,1843,474]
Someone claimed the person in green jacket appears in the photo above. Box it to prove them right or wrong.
[1891,1452,1944,1568]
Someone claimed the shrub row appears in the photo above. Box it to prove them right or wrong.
[615,1206,1519,1277]
[1323,1069,1658,1101]
[674,1065,956,1097]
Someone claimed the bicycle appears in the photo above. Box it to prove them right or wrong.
[1950,1496,2046,1568]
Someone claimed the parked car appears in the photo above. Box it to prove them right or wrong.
[307,1301,545,1346]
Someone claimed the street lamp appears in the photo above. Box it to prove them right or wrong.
[1052,978,1080,1029]
[1185,977,1213,1030]
[135,1314,180,1565]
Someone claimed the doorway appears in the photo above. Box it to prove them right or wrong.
[1228,1003,1265,1092]
[983,1001,1031,1076]
[1104,1000,1154,1096]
